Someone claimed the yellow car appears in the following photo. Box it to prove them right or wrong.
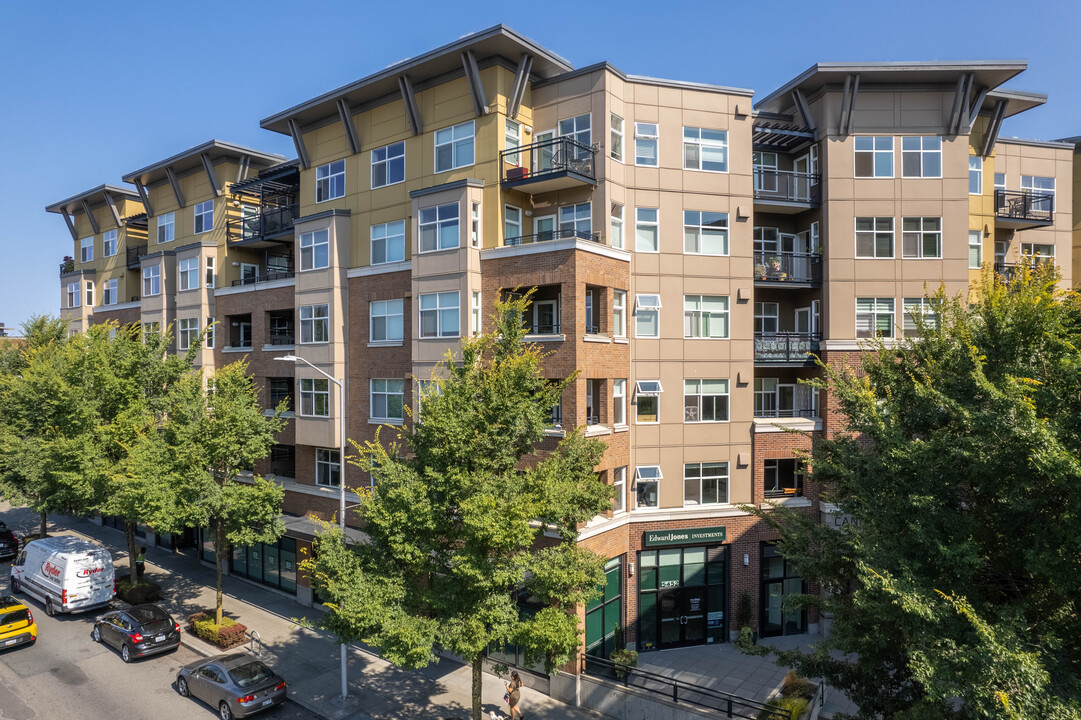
[0,595,36,650]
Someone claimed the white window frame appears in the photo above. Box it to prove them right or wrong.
[103,229,117,257]
[1021,175,1055,213]
[67,282,80,308]
[471,202,481,248]
[683,379,730,423]
[370,299,404,343]
[613,290,626,338]
[902,297,938,337]
[635,207,659,253]
[634,380,662,425]
[902,217,942,259]
[316,159,346,202]
[315,448,340,487]
[612,466,627,513]
[418,202,460,253]
[683,295,730,339]
[558,114,591,149]
[194,200,214,234]
[856,297,895,339]
[419,291,460,338]
[299,304,330,344]
[205,317,215,349]
[683,210,729,256]
[300,229,330,271]
[854,136,894,178]
[434,120,475,173]
[613,379,627,426]
[371,142,405,189]
[610,114,624,162]
[142,266,161,297]
[157,212,174,244]
[682,127,728,173]
[683,462,729,506]
[80,236,93,263]
[371,220,406,265]
[634,122,659,167]
[471,291,482,336]
[85,281,94,307]
[634,294,661,338]
[969,156,983,195]
[610,203,624,249]
[504,119,521,166]
[178,257,198,291]
[855,217,895,258]
[969,230,983,269]
[559,202,591,238]
[634,465,661,509]
[299,378,330,418]
[177,318,199,350]
[370,378,405,422]
[504,205,522,243]
[901,136,942,178]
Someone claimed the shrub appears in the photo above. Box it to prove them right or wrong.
[780,671,816,700]
[759,695,809,720]
[609,648,639,678]
[187,611,248,649]
[116,578,162,604]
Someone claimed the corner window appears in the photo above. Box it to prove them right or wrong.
[504,119,521,166]
[854,136,893,178]
[612,290,626,338]
[205,257,215,288]
[315,448,340,487]
[684,379,729,423]
[610,204,624,249]
[471,202,481,248]
[969,230,983,269]
[634,465,661,508]
[683,211,729,255]
[80,236,94,263]
[299,304,330,344]
[177,318,199,350]
[316,159,345,202]
[85,281,94,307]
[370,299,404,343]
[157,213,174,244]
[901,136,942,178]
[103,278,118,306]
[684,462,728,506]
[684,295,729,339]
[299,378,330,417]
[435,120,475,173]
[901,217,942,259]
[610,114,624,162]
[471,291,482,335]
[194,200,214,234]
[635,122,658,166]
[205,317,215,349]
[103,230,117,257]
[856,298,895,338]
[142,266,161,297]
[371,142,405,189]
[683,127,728,172]
[371,220,406,265]
[419,291,459,338]
[635,208,658,252]
[300,229,330,270]
[634,294,661,338]
[419,203,459,252]
[178,257,198,291]
[613,379,627,426]
[855,217,894,258]
[969,156,983,195]
[634,380,662,424]
[370,379,405,421]
[612,466,627,513]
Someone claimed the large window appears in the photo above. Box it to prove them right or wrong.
[613,379,626,426]
[419,203,459,252]
[419,291,459,338]
[435,120,475,172]
[299,378,330,417]
[635,208,659,252]
[230,535,298,595]
[157,212,174,244]
[178,257,198,291]
[585,557,623,659]
[316,159,345,202]
[371,142,405,188]
[856,297,895,338]
[901,136,942,178]
[559,114,591,150]
[315,448,340,487]
[683,211,728,255]
[969,156,983,195]
[610,114,624,162]
[635,294,660,338]
[194,200,213,234]
[300,229,330,270]
[634,465,660,508]
[142,266,160,296]
[370,379,405,421]
[902,217,942,259]
[370,299,404,343]
[903,297,938,337]
[103,229,117,257]
[683,127,728,172]
[80,236,93,262]
[635,380,662,424]
[754,302,779,334]
[560,202,592,238]
[66,282,79,308]
[177,318,199,350]
[684,295,729,339]
[761,542,806,637]
[1021,175,1055,213]
[683,379,729,423]
[855,217,894,258]
[854,136,893,178]
[103,278,117,306]
[299,304,329,344]
[969,230,983,269]
[371,220,406,265]
[635,122,659,166]
[613,290,626,338]
[684,462,728,506]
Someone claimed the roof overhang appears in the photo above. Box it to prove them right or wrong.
[121,140,286,187]
[260,24,574,135]
[982,88,1046,118]
[45,184,140,216]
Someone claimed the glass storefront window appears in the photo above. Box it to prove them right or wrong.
[638,545,727,652]
[280,539,297,593]
[585,557,623,658]
[760,543,805,637]
[229,536,299,596]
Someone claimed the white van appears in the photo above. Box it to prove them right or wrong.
[9,536,115,615]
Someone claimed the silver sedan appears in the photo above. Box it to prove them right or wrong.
[176,652,287,720]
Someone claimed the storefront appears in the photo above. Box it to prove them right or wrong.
[637,526,728,651]
[230,536,298,594]
[585,556,623,658]
[760,542,805,637]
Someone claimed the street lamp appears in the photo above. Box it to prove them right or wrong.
[274,354,348,700]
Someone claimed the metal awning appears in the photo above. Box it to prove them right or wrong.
[230,162,300,200]
[753,115,815,153]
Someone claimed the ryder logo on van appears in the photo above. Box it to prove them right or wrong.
[76,567,105,578]
[42,561,61,579]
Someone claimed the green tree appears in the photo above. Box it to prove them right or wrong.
[751,266,1081,719]
[304,294,613,720]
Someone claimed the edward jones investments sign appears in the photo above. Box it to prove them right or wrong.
[643,526,726,548]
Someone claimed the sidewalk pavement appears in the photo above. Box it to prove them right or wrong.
[0,505,605,720]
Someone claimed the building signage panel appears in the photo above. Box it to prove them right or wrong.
[643,526,726,547]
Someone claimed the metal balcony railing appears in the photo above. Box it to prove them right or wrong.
[268,331,295,346]
[500,136,596,184]
[754,333,821,364]
[754,169,821,204]
[528,323,562,335]
[765,485,804,499]
[227,204,298,244]
[231,269,296,286]
[995,189,1054,223]
[753,252,822,284]
[755,407,818,419]
[504,228,600,247]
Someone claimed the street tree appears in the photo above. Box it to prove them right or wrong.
[304,294,613,720]
[751,265,1081,719]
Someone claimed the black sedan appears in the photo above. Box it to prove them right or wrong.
[0,523,20,561]
[92,604,182,662]
[177,653,286,719]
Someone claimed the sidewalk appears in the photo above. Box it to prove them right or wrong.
[0,504,604,720]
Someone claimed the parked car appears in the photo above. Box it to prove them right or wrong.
[92,603,181,662]
[0,595,36,650]
[177,653,286,719]
[0,523,21,561]
[9,535,114,615]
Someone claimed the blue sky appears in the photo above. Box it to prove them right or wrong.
[2,0,1079,332]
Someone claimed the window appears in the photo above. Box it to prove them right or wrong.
[505,205,522,242]
[205,256,215,288]
[142,266,160,296]
[371,142,405,188]
[755,302,779,334]
[969,230,983,269]
[419,291,459,338]
[1021,175,1055,213]
[471,202,481,248]
[205,317,214,349]
[684,379,729,422]
[1020,242,1055,263]
[435,120,475,172]
[370,299,404,343]
[178,257,198,291]
[754,151,779,192]
[240,263,259,284]
[268,379,293,411]
[684,295,729,339]
[103,229,117,257]
[634,466,661,508]
[85,281,94,307]
[855,217,894,258]
[903,297,938,337]
[635,294,660,338]
[683,127,728,172]
[610,114,624,162]
[504,119,521,166]
[419,203,459,252]
[316,159,345,202]
[856,298,895,338]
[610,204,624,249]
[901,136,942,178]
[370,379,405,421]
[558,114,591,150]
[157,212,174,244]
[683,211,729,255]
[177,318,199,350]
[80,236,93,263]
[371,220,406,265]
[635,122,658,166]
[754,378,778,417]
[902,217,942,259]
[142,322,160,339]
[994,173,1006,192]
[684,462,728,506]
[299,378,329,417]
[66,282,79,308]
[635,380,662,424]
[613,290,626,338]
[635,208,658,252]
[103,278,117,305]
[969,156,983,195]
[764,460,804,498]
[559,202,591,238]
[299,304,330,344]
[854,136,893,177]
[471,291,481,335]
[613,379,626,426]
[613,466,626,513]
[194,200,213,234]
[300,229,330,270]
[316,449,340,487]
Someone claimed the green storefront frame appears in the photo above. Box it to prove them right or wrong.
[585,556,623,658]
[638,544,728,651]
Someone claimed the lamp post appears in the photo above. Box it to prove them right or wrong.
[274,354,348,700]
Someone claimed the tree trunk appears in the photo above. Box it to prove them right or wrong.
[38,511,47,539]
[471,653,483,720]
[125,521,137,584]
[214,522,225,625]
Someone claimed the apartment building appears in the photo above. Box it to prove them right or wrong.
[47,27,1074,666]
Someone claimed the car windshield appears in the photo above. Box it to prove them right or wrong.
[228,661,275,689]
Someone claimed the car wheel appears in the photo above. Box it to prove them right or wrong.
[219,701,234,720]
[121,644,131,663]
[9,577,19,593]
[177,676,189,697]
[45,598,55,616]
[91,626,101,643]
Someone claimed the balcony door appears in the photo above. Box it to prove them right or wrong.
[794,307,811,335]
[793,154,811,201]
[534,300,558,335]
[777,384,797,417]
[535,215,556,242]
[535,130,556,173]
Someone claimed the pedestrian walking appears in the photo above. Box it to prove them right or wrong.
[505,671,522,720]
[135,547,146,579]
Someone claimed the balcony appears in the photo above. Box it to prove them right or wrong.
[227,204,298,247]
[994,190,1054,229]
[753,169,821,212]
[504,227,600,247]
[126,244,147,270]
[754,333,821,365]
[500,136,597,194]
[58,256,75,277]
[231,268,295,287]
[754,252,822,286]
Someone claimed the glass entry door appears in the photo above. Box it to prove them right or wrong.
[639,546,727,651]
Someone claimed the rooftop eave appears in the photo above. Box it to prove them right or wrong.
[982,88,1047,118]
[45,184,141,215]
[121,140,286,186]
